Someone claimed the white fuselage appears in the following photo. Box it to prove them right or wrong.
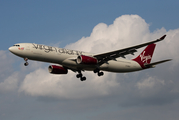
[9,43,142,73]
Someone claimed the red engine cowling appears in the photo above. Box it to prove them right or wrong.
[48,65,68,74]
[76,55,98,65]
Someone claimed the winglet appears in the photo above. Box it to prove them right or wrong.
[160,35,166,40]
[154,35,166,43]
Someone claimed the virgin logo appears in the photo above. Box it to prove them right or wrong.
[140,51,152,63]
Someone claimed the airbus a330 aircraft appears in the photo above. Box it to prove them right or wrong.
[9,35,171,81]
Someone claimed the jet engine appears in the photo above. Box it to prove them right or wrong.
[76,55,98,65]
[48,65,68,74]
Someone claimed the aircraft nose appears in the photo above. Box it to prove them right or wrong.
[9,46,13,52]
[9,46,16,54]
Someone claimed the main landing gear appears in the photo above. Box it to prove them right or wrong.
[76,71,86,81]
[76,69,104,81]
[93,69,104,76]
[24,58,29,66]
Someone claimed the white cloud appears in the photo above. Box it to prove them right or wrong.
[0,51,21,92]
[66,15,151,54]
[0,72,19,92]
[0,51,14,78]
[137,77,165,89]
[136,76,166,98]
[19,68,119,99]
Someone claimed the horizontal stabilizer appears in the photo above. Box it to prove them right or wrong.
[144,59,172,68]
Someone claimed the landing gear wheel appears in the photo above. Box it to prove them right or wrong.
[80,77,86,81]
[93,69,99,73]
[100,72,104,76]
[98,72,104,76]
[76,73,82,78]
[24,62,29,66]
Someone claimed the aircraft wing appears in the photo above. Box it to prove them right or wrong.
[93,35,166,65]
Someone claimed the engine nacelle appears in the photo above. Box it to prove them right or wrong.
[48,65,68,74]
[76,55,98,65]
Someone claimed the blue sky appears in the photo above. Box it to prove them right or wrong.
[1,1,179,120]
[1,0,179,50]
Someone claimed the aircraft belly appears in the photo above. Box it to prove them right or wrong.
[102,60,142,72]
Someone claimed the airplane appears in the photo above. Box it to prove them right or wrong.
[9,35,171,81]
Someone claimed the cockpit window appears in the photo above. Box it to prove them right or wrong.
[13,45,20,47]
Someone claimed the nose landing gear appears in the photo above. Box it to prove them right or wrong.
[24,58,29,66]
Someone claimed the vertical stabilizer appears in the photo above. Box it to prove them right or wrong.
[132,44,156,68]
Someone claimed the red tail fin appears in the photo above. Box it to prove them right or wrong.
[133,44,156,68]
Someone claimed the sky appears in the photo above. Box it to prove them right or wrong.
[1,0,179,120]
